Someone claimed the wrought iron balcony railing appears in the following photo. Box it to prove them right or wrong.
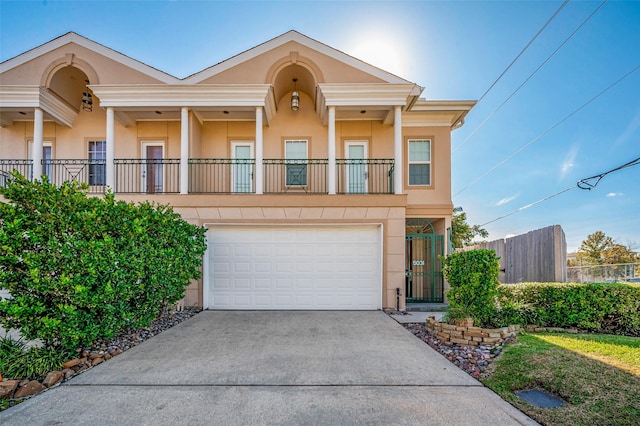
[336,159,394,194]
[0,160,32,187]
[114,158,180,194]
[189,158,256,193]
[0,158,395,195]
[263,159,328,194]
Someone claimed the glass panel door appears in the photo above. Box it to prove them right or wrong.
[232,142,254,193]
[346,141,368,193]
[285,140,308,186]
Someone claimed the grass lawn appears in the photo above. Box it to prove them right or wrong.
[481,332,640,426]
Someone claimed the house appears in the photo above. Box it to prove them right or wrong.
[0,31,475,311]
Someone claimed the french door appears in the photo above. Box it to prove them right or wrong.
[345,141,368,193]
[141,142,164,194]
[231,141,254,193]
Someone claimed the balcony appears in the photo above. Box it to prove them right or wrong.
[0,158,394,195]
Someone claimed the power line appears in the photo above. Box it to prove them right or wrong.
[454,0,607,154]
[453,63,640,197]
[577,156,640,190]
[475,0,569,106]
[479,186,575,227]
[478,155,640,226]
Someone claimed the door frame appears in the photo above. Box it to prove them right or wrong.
[28,140,53,180]
[405,219,444,303]
[230,140,254,193]
[141,140,165,194]
[344,140,369,194]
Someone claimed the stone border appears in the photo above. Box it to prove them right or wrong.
[424,317,520,346]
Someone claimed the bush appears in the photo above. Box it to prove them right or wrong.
[495,282,640,336]
[441,249,500,326]
[0,173,207,351]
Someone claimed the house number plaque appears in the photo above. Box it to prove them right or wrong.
[412,260,425,266]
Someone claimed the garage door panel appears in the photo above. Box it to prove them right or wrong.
[296,278,313,289]
[275,278,293,288]
[208,226,381,310]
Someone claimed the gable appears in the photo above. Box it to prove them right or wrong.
[0,32,178,85]
[185,31,412,86]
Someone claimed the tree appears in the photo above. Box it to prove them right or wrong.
[451,209,489,248]
[576,231,638,265]
[577,231,613,265]
[603,243,639,264]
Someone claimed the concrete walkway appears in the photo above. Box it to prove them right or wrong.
[0,311,536,425]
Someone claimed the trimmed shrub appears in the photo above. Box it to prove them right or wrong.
[0,173,207,350]
[495,282,640,336]
[441,249,500,326]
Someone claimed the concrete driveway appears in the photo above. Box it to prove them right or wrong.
[1,311,536,425]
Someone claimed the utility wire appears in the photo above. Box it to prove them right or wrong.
[480,186,575,227]
[479,155,640,226]
[577,156,640,189]
[453,63,640,197]
[454,0,606,154]
[475,0,569,106]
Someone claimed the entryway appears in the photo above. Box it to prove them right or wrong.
[141,141,164,194]
[405,218,444,303]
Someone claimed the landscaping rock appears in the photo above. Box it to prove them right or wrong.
[42,371,63,388]
[0,380,20,399]
[404,322,516,378]
[62,358,85,369]
[14,380,45,398]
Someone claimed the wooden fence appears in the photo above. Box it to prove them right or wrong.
[463,225,566,283]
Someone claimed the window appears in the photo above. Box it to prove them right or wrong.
[408,139,431,186]
[88,141,106,185]
[285,140,307,186]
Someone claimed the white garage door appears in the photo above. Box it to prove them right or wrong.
[206,225,381,310]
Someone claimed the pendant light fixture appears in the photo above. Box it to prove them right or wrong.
[291,78,300,111]
[81,80,93,112]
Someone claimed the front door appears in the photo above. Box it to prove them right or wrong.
[142,143,164,194]
[405,219,444,303]
[345,141,368,193]
[231,142,254,193]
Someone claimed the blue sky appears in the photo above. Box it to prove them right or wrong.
[1,0,638,252]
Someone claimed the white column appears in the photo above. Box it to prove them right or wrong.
[32,107,44,180]
[106,107,115,190]
[327,106,336,194]
[255,106,263,194]
[393,106,403,195]
[180,107,189,194]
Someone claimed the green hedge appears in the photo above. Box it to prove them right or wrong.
[441,249,500,326]
[495,282,640,336]
[0,173,207,351]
